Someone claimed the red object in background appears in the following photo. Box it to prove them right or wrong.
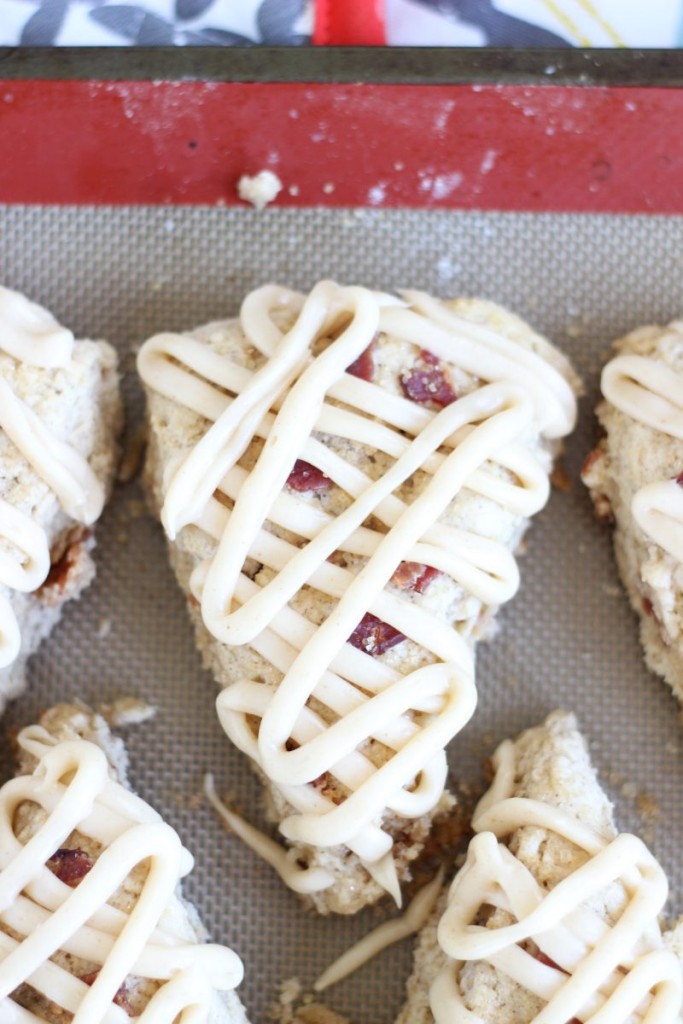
[314,0,386,45]
[1,81,683,213]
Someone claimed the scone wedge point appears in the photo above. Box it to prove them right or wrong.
[0,286,122,711]
[399,711,682,1024]
[0,702,247,1023]
[138,281,580,914]
[583,320,683,706]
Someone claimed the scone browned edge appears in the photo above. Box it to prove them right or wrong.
[582,322,683,705]
[6,702,247,1024]
[140,295,580,915]
[0,337,123,711]
[397,712,620,1024]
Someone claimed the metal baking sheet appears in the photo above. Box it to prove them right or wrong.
[1,203,682,1023]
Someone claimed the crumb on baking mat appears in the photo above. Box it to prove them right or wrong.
[96,697,156,727]
[270,977,351,1024]
[117,425,147,484]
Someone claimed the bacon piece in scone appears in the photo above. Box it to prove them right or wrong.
[138,283,580,915]
[398,712,681,1024]
[583,321,683,705]
[3,703,247,1024]
[0,286,122,712]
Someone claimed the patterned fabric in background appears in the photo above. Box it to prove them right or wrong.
[2,0,683,46]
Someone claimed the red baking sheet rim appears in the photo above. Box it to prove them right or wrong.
[0,81,681,213]
[313,0,387,45]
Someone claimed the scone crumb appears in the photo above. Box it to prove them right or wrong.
[550,459,572,493]
[270,980,351,1024]
[636,791,662,824]
[270,977,304,1024]
[237,170,283,210]
[280,978,302,1006]
[118,426,146,483]
[97,697,156,727]
[295,1005,351,1024]
[126,499,147,520]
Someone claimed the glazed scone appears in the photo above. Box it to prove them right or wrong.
[0,286,122,710]
[138,282,580,915]
[1,702,248,1023]
[398,711,682,1024]
[582,321,683,705]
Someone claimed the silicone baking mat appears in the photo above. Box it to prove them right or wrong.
[1,203,683,1023]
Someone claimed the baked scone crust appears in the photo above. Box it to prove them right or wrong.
[140,287,579,915]
[399,711,681,1024]
[0,303,122,711]
[3,703,247,1024]
[583,322,683,703]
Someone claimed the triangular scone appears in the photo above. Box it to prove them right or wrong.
[582,321,683,706]
[398,711,682,1024]
[138,282,579,915]
[0,287,122,710]
[0,702,248,1023]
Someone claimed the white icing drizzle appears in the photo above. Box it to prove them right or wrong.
[602,353,683,441]
[0,288,74,368]
[0,287,106,669]
[314,866,445,992]
[0,728,244,1023]
[601,349,683,563]
[431,738,682,1024]
[204,774,334,895]
[138,282,576,897]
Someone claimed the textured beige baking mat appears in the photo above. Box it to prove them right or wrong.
[1,207,682,1024]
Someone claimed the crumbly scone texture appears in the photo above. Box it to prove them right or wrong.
[664,917,683,972]
[141,296,579,915]
[582,321,683,704]
[397,711,621,1024]
[7,702,247,1024]
[0,339,123,712]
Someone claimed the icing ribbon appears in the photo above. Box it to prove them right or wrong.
[431,738,681,1024]
[602,344,683,562]
[138,282,576,896]
[0,287,105,669]
[0,729,243,1022]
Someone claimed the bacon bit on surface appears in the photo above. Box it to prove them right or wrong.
[311,772,343,804]
[286,459,331,492]
[47,848,94,888]
[580,447,603,481]
[38,530,91,597]
[675,472,683,486]
[550,460,572,493]
[80,971,133,1015]
[346,339,376,382]
[391,561,442,593]
[642,596,655,617]
[533,952,581,1023]
[348,612,405,656]
[593,493,614,525]
[400,350,457,408]
[535,951,567,973]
